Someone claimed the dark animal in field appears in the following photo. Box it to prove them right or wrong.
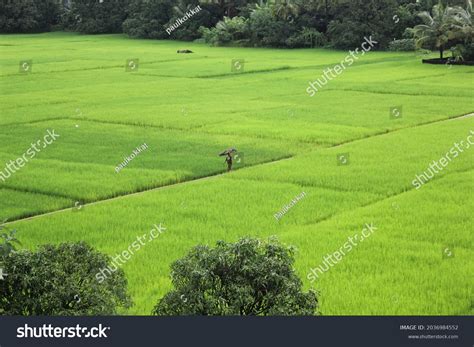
[177,50,193,53]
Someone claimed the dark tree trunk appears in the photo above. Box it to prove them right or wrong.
[440,47,444,59]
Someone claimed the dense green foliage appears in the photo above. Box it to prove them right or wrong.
[200,4,328,48]
[1,0,472,56]
[123,0,217,40]
[122,0,174,39]
[200,0,407,48]
[199,15,250,46]
[63,0,129,34]
[0,0,60,33]
[327,0,398,49]
[153,237,319,315]
[0,242,131,315]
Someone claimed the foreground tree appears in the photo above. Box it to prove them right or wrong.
[0,242,131,315]
[153,237,318,315]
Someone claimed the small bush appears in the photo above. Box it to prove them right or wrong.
[457,43,474,61]
[200,16,249,46]
[248,5,297,48]
[389,38,415,51]
[286,28,327,48]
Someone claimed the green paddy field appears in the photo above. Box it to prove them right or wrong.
[0,32,473,315]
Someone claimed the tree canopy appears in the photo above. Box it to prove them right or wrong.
[0,1,472,59]
[153,237,319,316]
[0,241,132,315]
[0,0,60,33]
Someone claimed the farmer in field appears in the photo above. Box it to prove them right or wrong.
[225,153,233,172]
[219,148,237,172]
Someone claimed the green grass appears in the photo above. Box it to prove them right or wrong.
[1,32,472,315]
[0,119,296,203]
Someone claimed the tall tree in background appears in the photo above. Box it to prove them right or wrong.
[0,0,60,33]
[122,0,174,39]
[201,0,257,17]
[327,0,399,49]
[273,0,299,21]
[170,0,218,40]
[64,0,128,34]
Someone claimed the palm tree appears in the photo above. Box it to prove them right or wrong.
[173,0,193,16]
[272,0,299,21]
[466,0,472,13]
[300,27,324,48]
[412,2,457,59]
[450,0,473,43]
[201,0,257,17]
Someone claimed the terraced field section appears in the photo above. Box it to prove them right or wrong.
[1,33,472,315]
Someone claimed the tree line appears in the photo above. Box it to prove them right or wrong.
[0,0,472,58]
